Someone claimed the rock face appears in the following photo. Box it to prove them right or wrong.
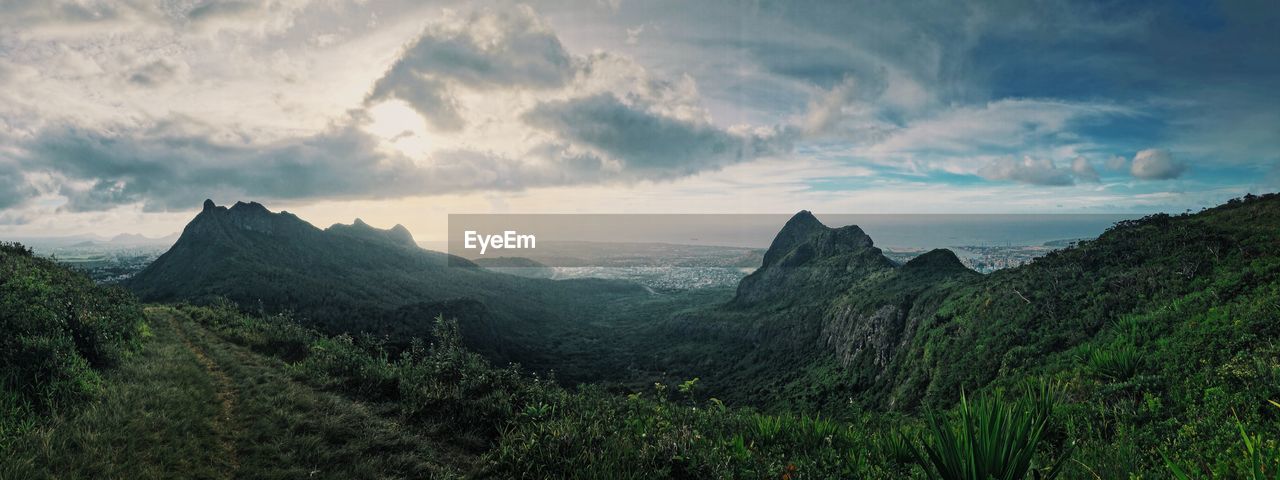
[822,304,908,371]
[732,211,894,306]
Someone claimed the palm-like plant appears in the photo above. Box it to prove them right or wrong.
[910,382,1069,480]
[1084,344,1143,381]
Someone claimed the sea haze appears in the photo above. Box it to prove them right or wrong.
[447,213,1141,253]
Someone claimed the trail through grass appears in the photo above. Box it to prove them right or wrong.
[4,306,469,479]
[169,311,241,477]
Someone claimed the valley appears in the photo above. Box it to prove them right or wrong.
[3,193,1280,478]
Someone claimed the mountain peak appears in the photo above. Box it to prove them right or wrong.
[760,211,828,266]
[902,248,971,274]
[325,218,417,248]
[183,199,316,238]
[733,211,890,306]
[229,201,269,215]
[782,210,824,233]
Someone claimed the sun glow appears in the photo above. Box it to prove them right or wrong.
[364,100,433,158]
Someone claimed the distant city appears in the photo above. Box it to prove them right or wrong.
[19,234,1086,288]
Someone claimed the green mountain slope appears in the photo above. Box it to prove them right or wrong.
[123,200,651,375]
[653,194,1279,415]
[5,194,1280,477]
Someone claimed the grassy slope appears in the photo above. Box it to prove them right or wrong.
[3,307,471,479]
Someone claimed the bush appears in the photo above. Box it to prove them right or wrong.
[0,244,144,440]
[911,382,1069,480]
[1082,344,1143,381]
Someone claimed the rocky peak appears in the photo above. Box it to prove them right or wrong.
[733,211,889,306]
[229,201,270,215]
[184,199,315,238]
[326,218,417,248]
[760,212,874,270]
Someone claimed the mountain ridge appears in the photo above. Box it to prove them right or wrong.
[125,199,651,376]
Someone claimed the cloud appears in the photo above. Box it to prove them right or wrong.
[523,92,796,178]
[1130,148,1185,180]
[978,156,1075,186]
[0,0,311,36]
[20,122,426,211]
[365,5,575,131]
[866,99,1131,157]
[0,160,35,210]
[14,106,786,212]
[1071,156,1100,183]
[802,75,890,137]
[1105,154,1129,171]
[127,59,186,87]
[625,25,644,45]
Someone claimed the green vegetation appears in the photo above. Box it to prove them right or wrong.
[0,241,144,445]
[176,303,913,478]
[911,382,1067,480]
[644,193,1280,476]
[6,305,473,479]
[5,194,1280,477]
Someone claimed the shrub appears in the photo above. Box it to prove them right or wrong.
[1083,344,1143,381]
[911,382,1069,480]
[296,334,399,400]
[1165,402,1280,479]
[0,245,143,418]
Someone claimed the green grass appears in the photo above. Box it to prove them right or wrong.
[2,307,471,479]
[2,308,231,478]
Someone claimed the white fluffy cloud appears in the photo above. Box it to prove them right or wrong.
[1130,149,1186,180]
[1072,156,1100,183]
[978,156,1075,186]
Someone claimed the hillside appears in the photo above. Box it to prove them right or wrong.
[123,200,652,375]
[4,194,1280,477]
[0,242,146,440]
[647,195,1280,421]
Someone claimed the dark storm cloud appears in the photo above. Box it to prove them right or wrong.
[0,160,34,210]
[15,113,754,212]
[366,5,575,130]
[21,123,434,211]
[522,92,796,177]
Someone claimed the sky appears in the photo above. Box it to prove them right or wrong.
[0,0,1277,240]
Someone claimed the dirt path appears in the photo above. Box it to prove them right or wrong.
[158,307,472,479]
[163,309,241,478]
[5,306,470,479]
